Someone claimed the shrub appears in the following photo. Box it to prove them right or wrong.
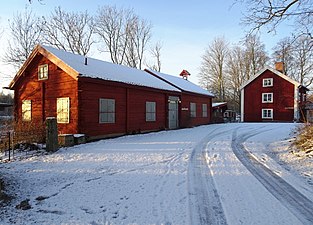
[294,124,313,155]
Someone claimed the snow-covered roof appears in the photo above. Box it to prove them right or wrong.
[145,69,214,97]
[40,45,181,92]
[212,102,227,108]
[240,66,301,90]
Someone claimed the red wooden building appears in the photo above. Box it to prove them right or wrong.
[145,69,214,128]
[212,102,228,123]
[240,63,308,122]
[8,45,213,140]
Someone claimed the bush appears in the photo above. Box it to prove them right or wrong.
[294,124,313,155]
[13,121,45,145]
[0,120,45,152]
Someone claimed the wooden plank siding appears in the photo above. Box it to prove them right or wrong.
[243,70,295,122]
[180,93,212,128]
[13,54,79,134]
[78,77,181,139]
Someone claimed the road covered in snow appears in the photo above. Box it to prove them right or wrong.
[0,123,312,224]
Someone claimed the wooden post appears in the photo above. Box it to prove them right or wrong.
[46,117,58,152]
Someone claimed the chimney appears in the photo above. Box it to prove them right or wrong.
[84,57,88,65]
[275,62,284,73]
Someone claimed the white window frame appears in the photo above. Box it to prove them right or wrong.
[262,109,273,119]
[99,98,115,124]
[22,100,32,121]
[202,103,208,117]
[57,97,70,123]
[190,102,196,118]
[262,93,273,103]
[146,101,156,122]
[263,78,273,87]
[38,64,49,80]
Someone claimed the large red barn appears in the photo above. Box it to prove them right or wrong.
[8,45,214,140]
[240,64,308,122]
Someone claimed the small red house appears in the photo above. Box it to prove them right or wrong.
[240,63,308,122]
[212,102,227,123]
[8,45,213,140]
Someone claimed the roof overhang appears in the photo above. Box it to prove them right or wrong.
[8,45,79,89]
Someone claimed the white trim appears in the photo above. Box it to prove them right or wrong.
[294,85,299,121]
[262,109,273,119]
[241,89,244,122]
[262,93,273,103]
[240,66,300,90]
[262,78,273,87]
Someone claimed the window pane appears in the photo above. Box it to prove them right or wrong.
[202,104,207,117]
[190,102,196,117]
[22,100,31,121]
[57,98,69,123]
[99,98,115,123]
[38,64,48,80]
[146,101,156,121]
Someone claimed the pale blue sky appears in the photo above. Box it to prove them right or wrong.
[0,0,292,89]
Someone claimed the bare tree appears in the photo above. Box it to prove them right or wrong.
[41,7,95,56]
[95,5,153,69]
[242,34,268,79]
[272,35,313,87]
[226,46,247,111]
[146,41,162,72]
[241,0,313,34]
[292,34,313,86]
[199,37,229,101]
[125,17,152,69]
[3,8,42,69]
[272,37,295,75]
[94,6,131,64]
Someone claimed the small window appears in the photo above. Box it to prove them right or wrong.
[22,100,31,121]
[262,109,273,119]
[99,98,115,123]
[57,97,70,123]
[190,102,196,118]
[202,104,208,117]
[263,78,273,87]
[262,93,273,103]
[38,64,48,80]
[146,101,156,122]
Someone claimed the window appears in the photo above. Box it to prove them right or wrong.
[38,64,48,80]
[57,97,70,123]
[263,78,273,87]
[262,93,273,103]
[190,102,196,117]
[146,101,156,122]
[262,109,273,119]
[202,104,208,117]
[22,100,31,121]
[99,98,115,123]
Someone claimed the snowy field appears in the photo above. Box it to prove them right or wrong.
[0,123,312,225]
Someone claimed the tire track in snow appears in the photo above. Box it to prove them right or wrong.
[232,128,313,225]
[188,128,228,225]
[152,148,187,224]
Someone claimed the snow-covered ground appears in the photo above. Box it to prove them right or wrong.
[0,123,312,225]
